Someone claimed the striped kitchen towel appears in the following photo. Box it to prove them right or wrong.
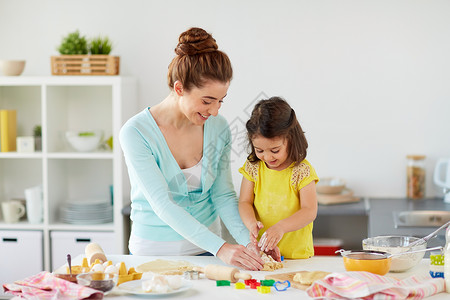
[3,271,103,300]
[306,271,445,299]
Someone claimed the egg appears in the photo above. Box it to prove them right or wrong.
[104,264,119,275]
[167,275,183,290]
[91,263,105,273]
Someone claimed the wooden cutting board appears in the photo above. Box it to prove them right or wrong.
[264,271,310,290]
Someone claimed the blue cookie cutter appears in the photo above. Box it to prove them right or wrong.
[273,280,291,291]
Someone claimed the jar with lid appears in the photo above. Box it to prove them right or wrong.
[406,155,426,199]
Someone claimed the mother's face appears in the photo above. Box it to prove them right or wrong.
[178,80,230,125]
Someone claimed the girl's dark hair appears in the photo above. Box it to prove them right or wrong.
[246,96,308,166]
[167,27,233,91]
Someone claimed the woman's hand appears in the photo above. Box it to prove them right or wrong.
[249,221,263,244]
[216,243,264,271]
[258,224,285,252]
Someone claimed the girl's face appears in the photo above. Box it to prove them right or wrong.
[252,135,292,171]
[178,80,229,125]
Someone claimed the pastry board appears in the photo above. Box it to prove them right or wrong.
[264,271,311,290]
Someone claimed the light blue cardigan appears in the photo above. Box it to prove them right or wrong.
[119,108,250,255]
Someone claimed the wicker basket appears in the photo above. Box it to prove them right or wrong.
[51,55,120,75]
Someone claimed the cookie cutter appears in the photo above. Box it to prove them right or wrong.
[274,280,290,291]
[183,270,199,280]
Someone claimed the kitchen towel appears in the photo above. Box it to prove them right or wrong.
[306,271,445,300]
[3,271,103,300]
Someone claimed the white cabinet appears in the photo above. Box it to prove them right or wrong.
[0,230,43,296]
[0,76,137,272]
[50,231,116,270]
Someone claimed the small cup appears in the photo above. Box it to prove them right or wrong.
[1,200,26,223]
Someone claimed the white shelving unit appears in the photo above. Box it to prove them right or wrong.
[0,76,137,272]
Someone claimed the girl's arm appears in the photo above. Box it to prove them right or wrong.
[259,181,318,252]
[238,177,263,244]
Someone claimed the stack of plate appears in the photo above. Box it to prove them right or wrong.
[60,199,113,224]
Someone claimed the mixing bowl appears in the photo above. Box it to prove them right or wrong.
[362,236,426,272]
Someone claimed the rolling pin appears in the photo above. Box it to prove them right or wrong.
[193,265,252,283]
[85,242,107,265]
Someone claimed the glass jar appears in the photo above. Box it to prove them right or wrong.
[406,155,426,199]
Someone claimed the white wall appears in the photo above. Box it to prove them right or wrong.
[1,0,449,198]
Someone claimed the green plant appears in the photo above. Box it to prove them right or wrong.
[33,125,41,137]
[78,131,95,136]
[57,30,88,55]
[89,36,113,55]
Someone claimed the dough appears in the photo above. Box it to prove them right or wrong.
[293,271,330,285]
[136,259,195,275]
[260,252,283,271]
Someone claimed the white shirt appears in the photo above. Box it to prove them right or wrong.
[129,158,222,255]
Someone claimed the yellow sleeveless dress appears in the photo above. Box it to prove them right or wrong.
[239,159,319,259]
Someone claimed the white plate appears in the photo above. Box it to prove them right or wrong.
[117,279,192,297]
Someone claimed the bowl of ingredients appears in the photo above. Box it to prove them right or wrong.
[316,177,346,194]
[65,130,103,152]
[338,250,392,275]
[77,272,117,292]
[362,236,426,272]
[0,60,26,76]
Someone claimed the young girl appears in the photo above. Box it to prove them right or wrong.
[238,96,319,259]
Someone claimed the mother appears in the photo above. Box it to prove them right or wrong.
[120,27,263,270]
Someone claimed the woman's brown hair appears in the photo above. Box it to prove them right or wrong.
[167,27,233,91]
[246,97,308,166]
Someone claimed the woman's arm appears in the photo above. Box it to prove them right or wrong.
[120,122,226,255]
[259,181,318,252]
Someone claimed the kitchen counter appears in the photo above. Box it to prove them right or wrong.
[368,198,450,249]
[59,255,448,300]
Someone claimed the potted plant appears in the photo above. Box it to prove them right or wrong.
[51,30,119,76]
[89,36,113,55]
[33,125,41,151]
[57,30,88,55]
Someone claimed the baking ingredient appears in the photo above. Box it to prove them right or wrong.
[261,252,283,271]
[293,271,330,285]
[406,155,426,199]
[136,259,195,275]
[362,236,426,272]
[141,274,183,293]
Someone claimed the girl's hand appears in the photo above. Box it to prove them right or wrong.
[258,224,285,252]
[250,221,264,244]
[264,246,281,262]
[216,243,264,271]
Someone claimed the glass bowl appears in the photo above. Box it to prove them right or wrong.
[362,235,426,272]
[77,272,117,292]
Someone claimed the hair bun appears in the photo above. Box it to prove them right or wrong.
[175,27,218,56]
